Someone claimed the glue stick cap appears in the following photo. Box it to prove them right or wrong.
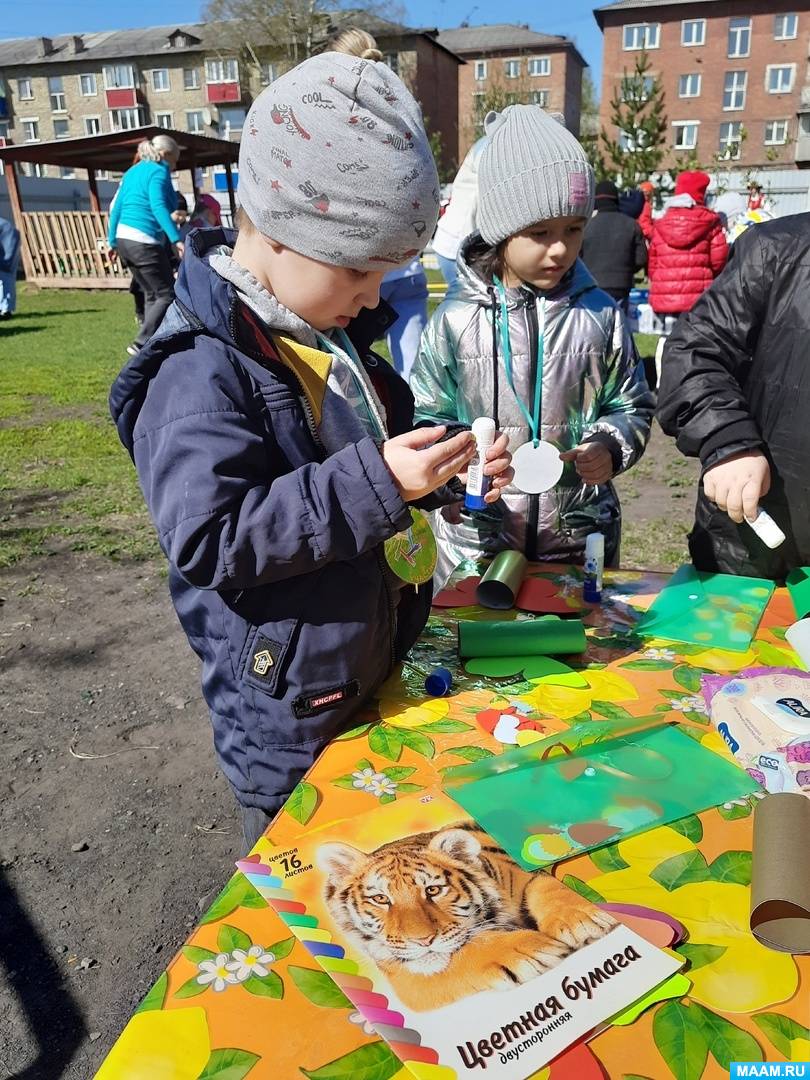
[585,532,605,559]
[747,508,786,550]
[471,417,496,444]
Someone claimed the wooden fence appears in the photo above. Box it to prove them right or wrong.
[19,210,130,289]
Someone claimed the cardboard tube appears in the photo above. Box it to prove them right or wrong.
[751,793,810,954]
[457,617,586,658]
[476,551,528,609]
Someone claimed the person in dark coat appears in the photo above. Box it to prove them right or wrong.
[108,54,512,852]
[657,213,810,580]
[581,180,647,311]
[648,170,727,319]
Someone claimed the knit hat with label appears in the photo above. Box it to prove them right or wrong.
[476,105,594,245]
[238,52,440,269]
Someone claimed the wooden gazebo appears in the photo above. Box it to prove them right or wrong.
[0,126,239,288]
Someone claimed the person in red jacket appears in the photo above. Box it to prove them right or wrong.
[648,170,727,320]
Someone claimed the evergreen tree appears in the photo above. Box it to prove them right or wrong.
[599,52,668,188]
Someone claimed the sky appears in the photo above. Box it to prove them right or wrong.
[1,0,605,84]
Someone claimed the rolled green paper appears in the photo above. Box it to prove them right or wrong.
[476,550,528,609]
[458,616,586,658]
[787,567,810,620]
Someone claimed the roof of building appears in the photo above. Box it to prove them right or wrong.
[0,125,239,171]
[594,0,719,29]
[0,14,461,68]
[435,24,585,66]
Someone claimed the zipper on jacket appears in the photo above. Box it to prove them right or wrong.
[524,295,540,563]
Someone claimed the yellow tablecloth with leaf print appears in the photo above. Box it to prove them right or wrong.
[97,566,810,1080]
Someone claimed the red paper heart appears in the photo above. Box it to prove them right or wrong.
[432,576,480,607]
[516,577,581,614]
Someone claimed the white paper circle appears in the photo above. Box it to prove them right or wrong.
[511,440,564,494]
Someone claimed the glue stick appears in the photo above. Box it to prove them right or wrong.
[465,417,496,511]
[583,532,604,604]
[746,507,786,550]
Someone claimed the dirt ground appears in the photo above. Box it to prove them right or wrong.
[0,425,699,1079]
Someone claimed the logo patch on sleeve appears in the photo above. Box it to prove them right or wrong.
[250,635,284,681]
[292,680,360,719]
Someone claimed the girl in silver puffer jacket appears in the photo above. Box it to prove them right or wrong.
[411,105,654,585]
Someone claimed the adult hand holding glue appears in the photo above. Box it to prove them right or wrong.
[702,450,784,547]
[463,418,514,510]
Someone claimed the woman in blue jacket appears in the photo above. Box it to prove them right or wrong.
[107,133,182,353]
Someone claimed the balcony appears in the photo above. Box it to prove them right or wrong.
[105,87,139,109]
[795,134,810,164]
[206,82,240,105]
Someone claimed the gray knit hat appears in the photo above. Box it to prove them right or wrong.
[476,105,595,245]
[238,53,440,269]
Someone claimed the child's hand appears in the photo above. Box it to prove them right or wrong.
[559,442,614,486]
[703,450,771,523]
[382,427,476,502]
[456,431,514,504]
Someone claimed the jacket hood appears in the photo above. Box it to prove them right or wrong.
[454,231,598,308]
[655,204,720,248]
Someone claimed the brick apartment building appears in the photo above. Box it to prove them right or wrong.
[0,15,461,183]
[436,24,586,160]
[595,0,810,171]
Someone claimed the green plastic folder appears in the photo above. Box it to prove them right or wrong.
[787,567,810,620]
[444,725,760,870]
[636,565,774,652]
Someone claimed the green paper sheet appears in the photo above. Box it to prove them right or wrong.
[787,567,810,620]
[457,616,586,658]
[636,564,774,652]
[444,725,759,870]
[476,550,528,609]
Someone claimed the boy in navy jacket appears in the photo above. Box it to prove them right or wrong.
[110,53,511,849]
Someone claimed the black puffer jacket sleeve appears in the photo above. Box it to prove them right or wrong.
[657,225,768,470]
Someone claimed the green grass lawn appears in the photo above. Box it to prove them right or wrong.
[0,285,689,572]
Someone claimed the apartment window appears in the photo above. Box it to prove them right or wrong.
[719,120,743,159]
[109,107,143,131]
[22,162,45,177]
[150,68,170,92]
[673,121,699,150]
[532,90,550,107]
[154,111,173,128]
[472,91,486,117]
[183,67,200,90]
[529,56,551,77]
[623,23,661,50]
[218,105,246,136]
[505,91,520,105]
[186,109,205,133]
[764,119,790,144]
[474,59,487,80]
[621,75,654,102]
[728,18,751,58]
[0,120,9,140]
[723,71,747,110]
[21,117,39,142]
[17,78,33,100]
[678,73,701,98]
[48,76,66,112]
[103,64,136,89]
[767,64,796,93]
[774,13,798,39]
[79,73,97,96]
[83,115,101,135]
[504,59,520,79]
[260,63,276,85]
[60,166,76,178]
[205,58,238,83]
[383,52,399,74]
[681,18,706,46]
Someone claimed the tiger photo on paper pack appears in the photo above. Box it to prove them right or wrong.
[241,791,683,1078]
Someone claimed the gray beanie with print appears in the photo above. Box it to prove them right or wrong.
[238,52,440,269]
[476,105,595,246]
